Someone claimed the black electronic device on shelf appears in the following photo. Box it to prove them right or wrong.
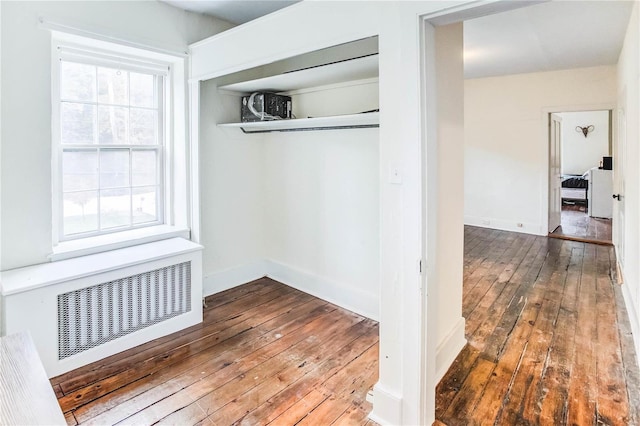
[241,92,292,122]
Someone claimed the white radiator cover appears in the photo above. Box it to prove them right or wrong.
[57,261,192,360]
[1,238,203,377]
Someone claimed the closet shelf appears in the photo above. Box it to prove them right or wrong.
[218,54,378,94]
[218,112,379,133]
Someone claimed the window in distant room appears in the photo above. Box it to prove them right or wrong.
[54,46,168,241]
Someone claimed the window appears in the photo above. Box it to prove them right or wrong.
[54,45,169,241]
[50,31,192,260]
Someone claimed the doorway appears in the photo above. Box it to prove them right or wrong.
[548,109,613,244]
[416,1,632,424]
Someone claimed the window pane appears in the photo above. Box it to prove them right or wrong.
[100,150,129,188]
[133,187,157,224]
[100,188,131,229]
[61,103,96,144]
[57,53,165,240]
[98,67,129,106]
[130,108,157,145]
[98,106,128,144]
[63,150,98,191]
[64,191,98,235]
[132,150,157,186]
[130,73,155,108]
[61,62,96,102]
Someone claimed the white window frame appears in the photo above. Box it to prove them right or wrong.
[50,31,192,261]
[55,49,167,240]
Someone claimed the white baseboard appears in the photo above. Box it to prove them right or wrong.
[435,316,467,382]
[368,382,403,425]
[464,215,545,236]
[203,259,379,321]
[203,259,269,297]
[621,281,640,357]
[265,259,379,321]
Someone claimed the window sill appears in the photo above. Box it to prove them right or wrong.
[50,225,191,262]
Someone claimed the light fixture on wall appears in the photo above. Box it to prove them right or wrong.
[576,125,595,138]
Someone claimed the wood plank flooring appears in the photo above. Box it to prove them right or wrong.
[436,226,640,426]
[51,278,379,425]
[51,226,639,425]
[551,203,612,244]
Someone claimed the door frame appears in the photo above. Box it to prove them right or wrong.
[613,89,626,267]
[541,104,615,235]
[549,113,563,233]
[416,2,549,423]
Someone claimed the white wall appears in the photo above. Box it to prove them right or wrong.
[559,110,610,175]
[434,23,466,381]
[199,81,267,293]
[616,1,640,358]
[0,1,233,271]
[262,81,380,319]
[263,122,380,320]
[464,65,617,235]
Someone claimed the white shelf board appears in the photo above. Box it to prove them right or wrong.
[218,54,378,94]
[218,112,379,133]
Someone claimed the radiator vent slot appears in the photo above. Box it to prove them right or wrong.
[57,261,191,360]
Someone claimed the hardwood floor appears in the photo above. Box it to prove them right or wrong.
[436,226,640,425]
[51,226,639,425]
[51,278,379,425]
[551,203,612,244]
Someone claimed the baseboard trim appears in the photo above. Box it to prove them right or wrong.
[368,382,402,425]
[203,259,379,321]
[202,259,269,297]
[464,215,545,236]
[265,259,379,321]
[435,316,467,382]
[621,280,640,357]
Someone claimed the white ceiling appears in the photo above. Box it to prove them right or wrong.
[164,0,634,79]
[464,1,634,79]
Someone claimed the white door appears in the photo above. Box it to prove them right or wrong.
[614,99,626,266]
[548,113,562,233]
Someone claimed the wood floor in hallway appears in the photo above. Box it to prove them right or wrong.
[436,226,640,425]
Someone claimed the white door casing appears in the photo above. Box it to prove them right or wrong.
[614,90,626,267]
[549,113,563,233]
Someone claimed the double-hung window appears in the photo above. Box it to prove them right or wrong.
[54,45,169,241]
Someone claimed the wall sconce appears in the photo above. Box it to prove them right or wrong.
[576,125,594,138]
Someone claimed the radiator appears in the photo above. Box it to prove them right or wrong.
[57,261,192,360]
[2,238,203,377]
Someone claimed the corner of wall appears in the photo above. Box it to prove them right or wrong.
[202,259,270,296]
[202,258,380,321]
[435,316,466,382]
[265,259,379,321]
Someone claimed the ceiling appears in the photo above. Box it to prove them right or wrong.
[164,0,634,79]
[464,1,633,79]
[162,0,299,25]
